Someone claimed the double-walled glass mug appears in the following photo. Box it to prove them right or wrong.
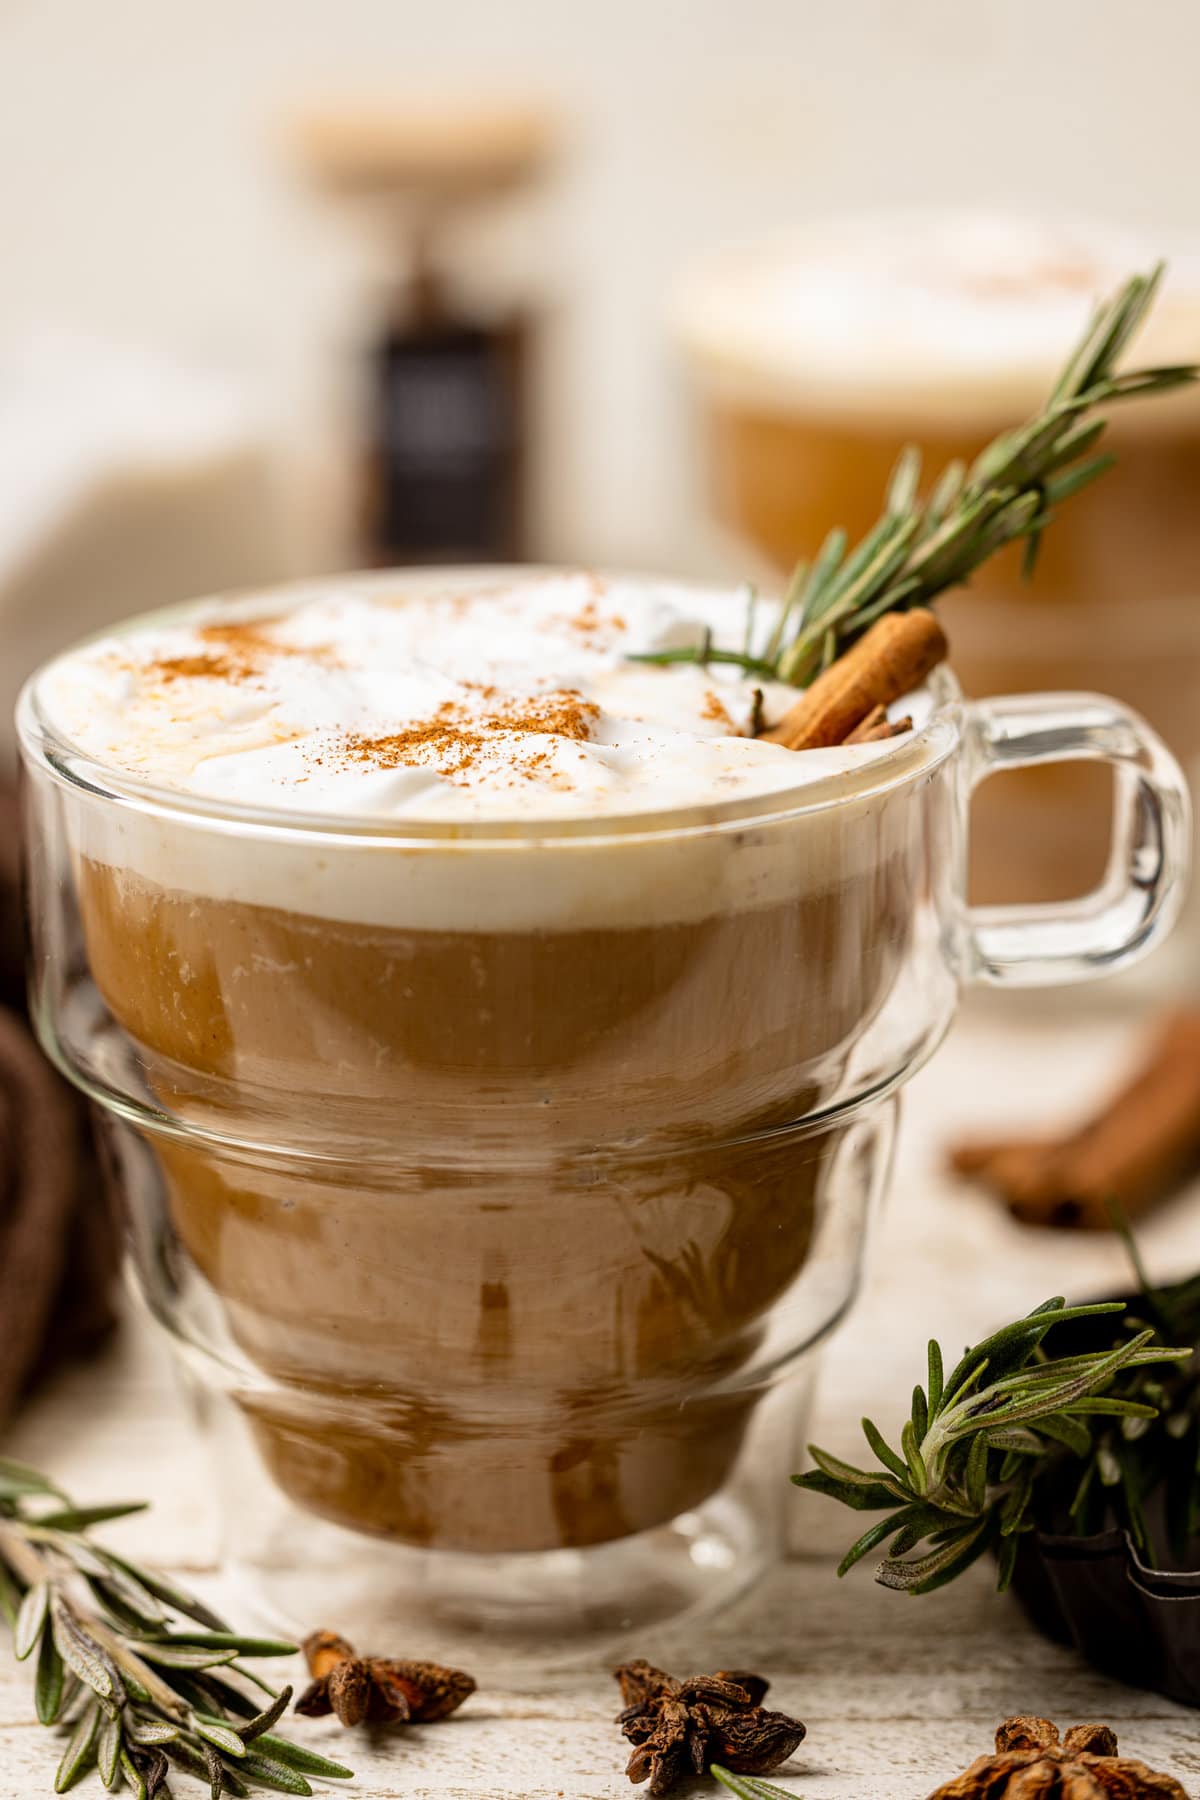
[17,575,1191,1669]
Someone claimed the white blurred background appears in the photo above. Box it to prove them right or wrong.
[3,0,1199,576]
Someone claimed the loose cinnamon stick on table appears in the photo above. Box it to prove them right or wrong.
[762,608,947,751]
[949,1011,1200,1229]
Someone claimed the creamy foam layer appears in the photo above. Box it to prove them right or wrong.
[676,211,1200,427]
[35,568,919,818]
[28,569,950,930]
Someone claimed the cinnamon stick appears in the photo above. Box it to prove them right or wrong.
[762,608,947,750]
[949,1011,1200,1229]
[844,706,914,745]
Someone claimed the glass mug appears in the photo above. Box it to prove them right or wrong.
[17,577,1191,1668]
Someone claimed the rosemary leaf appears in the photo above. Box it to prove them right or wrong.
[964,1433,989,1514]
[0,1558,20,1628]
[995,1534,1021,1594]
[97,1714,122,1791]
[94,1556,171,1624]
[739,582,758,657]
[807,1444,893,1489]
[900,1420,928,1494]
[24,1529,111,1580]
[999,1461,1036,1536]
[85,1577,165,1639]
[56,1678,88,1727]
[230,1660,285,1698]
[942,1300,1116,1404]
[0,1460,67,1501]
[927,1340,945,1416]
[790,1466,899,1511]
[119,1747,149,1800]
[168,1632,296,1658]
[249,1735,354,1780]
[54,1698,101,1794]
[877,1517,992,1594]
[129,1640,241,1670]
[800,526,848,618]
[624,644,776,679]
[710,1767,796,1798]
[195,1718,247,1758]
[163,1737,244,1798]
[51,1599,122,1705]
[125,1717,180,1747]
[105,1556,230,1634]
[15,1581,50,1660]
[837,1504,927,1578]
[236,1688,292,1742]
[34,1624,66,1724]
[135,1746,171,1798]
[860,1419,909,1484]
[35,1504,149,1533]
[886,444,922,514]
[177,1672,264,1720]
[710,1774,757,1800]
[1053,1396,1158,1417]
[1032,1412,1094,1457]
[911,1384,929,1441]
[203,1742,228,1800]
[234,1751,315,1796]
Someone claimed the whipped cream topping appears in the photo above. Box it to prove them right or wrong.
[33,569,918,823]
[675,211,1200,426]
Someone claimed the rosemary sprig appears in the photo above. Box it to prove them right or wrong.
[711,1768,800,1797]
[0,1461,352,1798]
[631,264,1199,688]
[794,1296,1195,1595]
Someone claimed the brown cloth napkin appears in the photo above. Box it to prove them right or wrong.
[0,782,24,1010]
[0,785,121,1425]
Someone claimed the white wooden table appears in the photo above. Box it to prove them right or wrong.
[3,996,1199,1799]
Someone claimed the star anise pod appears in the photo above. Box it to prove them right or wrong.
[613,1658,805,1795]
[927,1716,1190,1798]
[295,1629,476,1729]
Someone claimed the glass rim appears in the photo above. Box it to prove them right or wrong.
[16,567,964,848]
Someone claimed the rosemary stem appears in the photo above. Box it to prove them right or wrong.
[0,1518,51,1587]
[0,1518,186,1720]
[87,1617,187,1719]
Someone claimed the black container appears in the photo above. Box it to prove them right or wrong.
[1012,1524,1200,1706]
[1006,1290,1200,1707]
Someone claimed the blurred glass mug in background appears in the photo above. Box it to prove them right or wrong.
[676,214,1200,913]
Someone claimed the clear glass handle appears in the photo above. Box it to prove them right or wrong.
[964,692,1192,987]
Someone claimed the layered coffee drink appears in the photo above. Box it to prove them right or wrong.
[29,570,952,1556]
[677,213,1200,903]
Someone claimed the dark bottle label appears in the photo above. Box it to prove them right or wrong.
[366,319,524,562]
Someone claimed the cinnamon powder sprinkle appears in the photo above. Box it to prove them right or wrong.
[561,597,627,643]
[148,652,249,683]
[701,689,735,730]
[332,689,600,786]
[144,619,338,687]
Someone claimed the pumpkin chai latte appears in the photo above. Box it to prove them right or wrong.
[31,571,945,1554]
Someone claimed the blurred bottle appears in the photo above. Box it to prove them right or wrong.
[291,99,553,565]
[675,214,1200,911]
